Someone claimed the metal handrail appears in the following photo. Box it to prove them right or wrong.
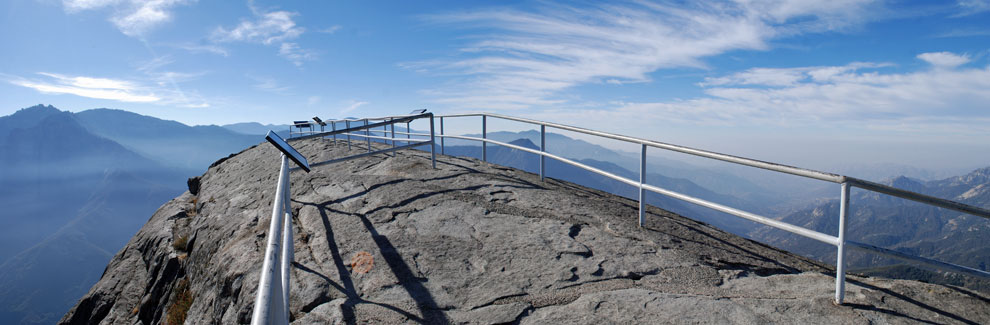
[252,154,293,324]
[433,112,990,305]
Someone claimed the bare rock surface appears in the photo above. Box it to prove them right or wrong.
[61,139,990,324]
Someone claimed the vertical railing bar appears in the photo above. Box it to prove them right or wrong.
[429,114,436,169]
[482,115,487,162]
[346,120,352,150]
[639,144,647,227]
[406,121,411,140]
[540,124,545,181]
[365,119,372,153]
[331,121,337,146]
[440,117,445,156]
[835,182,850,305]
[390,118,396,157]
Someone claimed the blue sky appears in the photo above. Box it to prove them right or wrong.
[1,0,989,171]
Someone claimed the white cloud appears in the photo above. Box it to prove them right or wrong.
[247,75,291,94]
[174,43,230,57]
[6,71,211,108]
[414,0,881,110]
[212,8,316,66]
[340,100,368,114]
[319,25,342,34]
[573,53,990,131]
[278,42,316,67]
[63,0,191,37]
[955,0,990,16]
[917,52,971,68]
[10,72,159,102]
[212,10,304,45]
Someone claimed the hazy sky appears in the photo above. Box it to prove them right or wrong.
[1,0,988,171]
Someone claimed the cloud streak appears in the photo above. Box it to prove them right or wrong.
[415,0,881,110]
[565,52,990,133]
[211,6,315,66]
[10,72,159,102]
[62,0,192,37]
[7,71,211,108]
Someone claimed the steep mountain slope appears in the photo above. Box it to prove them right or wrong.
[74,108,260,172]
[0,170,177,324]
[0,108,167,259]
[751,168,990,290]
[0,105,186,324]
[62,139,989,324]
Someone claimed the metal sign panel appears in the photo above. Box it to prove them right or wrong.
[409,109,427,114]
[265,130,311,173]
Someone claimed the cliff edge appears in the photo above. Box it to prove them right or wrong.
[61,138,990,324]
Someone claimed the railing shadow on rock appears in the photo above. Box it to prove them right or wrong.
[252,113,435,324]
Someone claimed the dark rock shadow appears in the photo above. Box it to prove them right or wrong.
[846,278,980,325]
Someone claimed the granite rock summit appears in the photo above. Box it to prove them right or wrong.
[61,138,990,324]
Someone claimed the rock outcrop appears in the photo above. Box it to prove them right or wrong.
[61,138,990,324]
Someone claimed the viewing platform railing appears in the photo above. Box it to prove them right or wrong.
[266,110,987,312]
[426,112,990,305]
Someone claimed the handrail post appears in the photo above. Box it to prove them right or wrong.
[252,155,289,325]
[365,119,372,153]
[482,115,487,162]
[835,182,850,305]
[429,114,436,169]
[639,144,647,227]
[540,125,545,181]
[346,120,352,150]
[440,117,445,156]
[390,118,396,157]
[406,121,411,140]
[331,121,337,146]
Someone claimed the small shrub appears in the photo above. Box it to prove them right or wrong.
[173,235,189,252]
[166,279,194,325]
[186,197,199,216]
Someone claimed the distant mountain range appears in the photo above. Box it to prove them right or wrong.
[0,105,271,324]
[751,169,990,289]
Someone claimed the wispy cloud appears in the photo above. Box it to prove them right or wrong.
[414,0,882,110]
[6,69,211,108]
[211,10,304,44]
[173,43,230,56]
[954,0,990,16]
[339,100,368,115]
[210,6,316,66]
[62,0,192,37]
[318,25,342,34]
[247,74,291,94]
[917,52,971,68]
[9,72,159,102]
[559,52,990,133]
[278,42,316,67]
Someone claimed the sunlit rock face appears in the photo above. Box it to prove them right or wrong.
[61,138,990,324]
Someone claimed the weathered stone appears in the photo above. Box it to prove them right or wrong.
[61,139,990,324]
